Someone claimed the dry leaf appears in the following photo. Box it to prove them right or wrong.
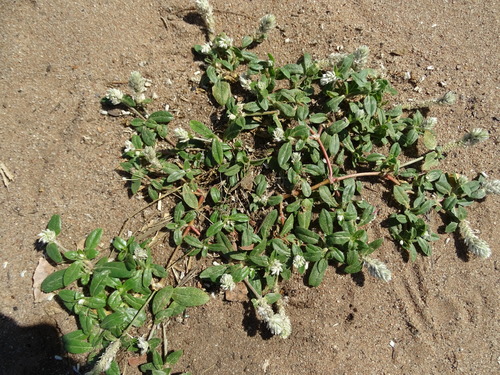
[33,257,56,302]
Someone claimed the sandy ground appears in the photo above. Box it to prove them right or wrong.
[0,1,498,374]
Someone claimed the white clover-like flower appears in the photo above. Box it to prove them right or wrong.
[459,220,491,258]
[255,298,274,321]
[273,127,285,142]
[38,229,57,244]
[258,14,276,35]
[327,52,348,67]
[133,246,148,261]
[269,259,283,276]
[293,255,308,270]
[436,91,456,105]
[215,34,233,49]
[220,273,236,291]
[481,179,500,195]
[352,45,370,70]
[200,42,212,54]
[228,113,237,121]
[174,128,190,143]
[337,214,344,222]
[363,257,392,282]
[267,312,292,338]
[128,71,147,94]
[124,140,135,153]
[195,0,215,35]
[462,128,489,145]
[320,71,337,86]
[105,88,124,105]
[137,337,149,355]
[291,152,301,164]
[239,73,252,91]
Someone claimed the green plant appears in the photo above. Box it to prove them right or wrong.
[39,1,497,373]
[39,215,207,374]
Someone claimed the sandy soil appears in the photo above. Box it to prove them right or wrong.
[0,1,498,374]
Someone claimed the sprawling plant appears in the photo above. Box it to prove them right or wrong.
[38,2,497,374]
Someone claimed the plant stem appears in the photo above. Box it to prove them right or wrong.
[243,278,262,299]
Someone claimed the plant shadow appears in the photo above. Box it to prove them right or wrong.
[0,313,77,374]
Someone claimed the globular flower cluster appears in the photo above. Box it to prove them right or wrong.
[220,273,236,291]
[458,220,491,258]
[38,229,57,244]
[255,298,291,339]
[105,88,124,105]
[363,257,392,282]
[481,179,500,195]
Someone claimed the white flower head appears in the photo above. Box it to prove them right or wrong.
[239,73,252,91]
[124,140,135,153]
[267,312,292,338]
[363,257,392,282]
[174,128,190,143]
[38,229,56,244]
[220,273,236,291]
[215,34,233,49]
[352,45,370,70]
[293,255,308,270]
[320,71,337,86]
[462,128,489,145]
[273,127,285,142]
[195,0,215,35]
[128,71,147,94]
[269,259,283,276]
[255,298,274,321]
[200,42,212,54]
[258,14,277,35]
[133,246,148,261]
[137,337,149,355]
[436,91,456,105]
[481,179,500,195]
[105,88,124,105]
[228,112,237,121]
[459,220,491,258]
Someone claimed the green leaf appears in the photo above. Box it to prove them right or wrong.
[165,350,183,365]
[85,228,103,251]
[393,185,410,209]
[416,237,432,256]
[210,187,221,203]
[206,221,224,237]
[199,265,228,282]
[445,221,458,233]
[153,286,174,315]
[308,259,328,287]
[62,330,92,354]
[212,80,231,106]
[63,261,84,286]
[274,102,295,117]
[97,262,134,278]
[423,130,437,150]
[106,361,120,375]
[41,268,66,293]
[435,174,452,195]
[90,270,110,296]
[47,215,62,235]
[182,184,199,209]
[212,139,224,165]
[277,142,292,168]
[149,110,174,124]
[46,242,63,263]
[363,95,377,118]
[259,209,278,238]
[309,113,327,124]
[172,287,210,307]
[189,120,214,138]
[295,227,320,244]
[319,209,334,235]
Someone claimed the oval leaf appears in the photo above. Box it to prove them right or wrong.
[172,287,210,307]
